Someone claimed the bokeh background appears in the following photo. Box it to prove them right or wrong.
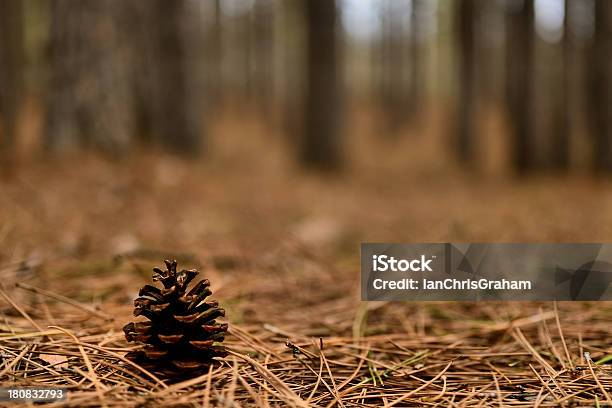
[1,0,612,286]
[2,0,611,172]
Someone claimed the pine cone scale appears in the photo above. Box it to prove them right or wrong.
[189,339,214,349]
[158,334,183,344]
[202,323,228,334]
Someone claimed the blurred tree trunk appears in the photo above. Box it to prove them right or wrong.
[251,0,275,116]
[127,2,157,145]
[589,0,612,173]
[205,0,223,106]
[506,0,535,174]
[279,0,306,141]
[242,8,253,101]
[0,0,24,171]
[48,0,205,156]
[378,0,407,135]
[456,0,477,166]
[300,0,342,170]
[551,0,570,171]
[148,0,205,155]
[408,0,423,124]
[46,0,134,154]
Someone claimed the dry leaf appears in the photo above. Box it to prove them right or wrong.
[39,354,69,369]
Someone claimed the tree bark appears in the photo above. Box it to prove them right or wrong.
[47,0,205,155]
[456,0,477,166]
[0,0,24,171]
[251,0,275,116]
[551,0,570,171]
[148,0,206,155]
[506,0,535,174]
[589,0,612,173]
[408,0,423,124]
[46,0,134,154]
[378,0,408,135]
[300,0,342,170]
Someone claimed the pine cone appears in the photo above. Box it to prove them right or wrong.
[123,260,228,377]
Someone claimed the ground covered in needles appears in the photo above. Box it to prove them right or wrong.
[0,150,611,406]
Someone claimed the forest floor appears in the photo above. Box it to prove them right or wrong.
[0,110,611,406]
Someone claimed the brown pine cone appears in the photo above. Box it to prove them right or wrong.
[123,260,228,377]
